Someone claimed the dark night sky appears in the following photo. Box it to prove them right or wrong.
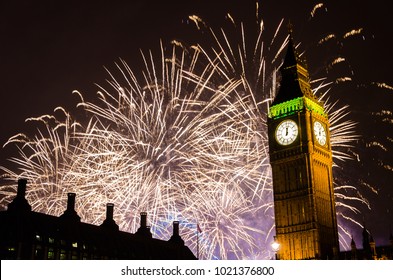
[1,0,392,248]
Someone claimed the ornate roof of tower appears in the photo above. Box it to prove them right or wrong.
[272,32,318,106]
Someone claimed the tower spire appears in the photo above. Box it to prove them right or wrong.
[287,20,293,35]
[272,28,316,106]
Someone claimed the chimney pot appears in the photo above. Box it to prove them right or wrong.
[67,193,76,211]
[106,203,114,220]
[7,179,31,212]
[60,192,80,222]
[101,203,118,230]
[136,212,152,238]
[140,212,147,228]
[169,221,184,245]
[173,221,180,236]
[17,179,27,198]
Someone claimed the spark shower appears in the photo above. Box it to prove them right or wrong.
[0,3,373,259]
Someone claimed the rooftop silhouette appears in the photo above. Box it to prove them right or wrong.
[0,179,196,260]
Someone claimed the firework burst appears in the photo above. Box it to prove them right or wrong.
[185,5,371,251]
[0,2,377,259]
[1,42,272,259]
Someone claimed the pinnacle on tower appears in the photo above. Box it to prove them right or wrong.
[272,30,316,106]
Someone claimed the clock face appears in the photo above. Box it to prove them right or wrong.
[275,120,298,145]
[313,121,327,146]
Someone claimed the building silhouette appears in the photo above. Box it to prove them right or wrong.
[0,179,196,260]
[340,228,393,260]
[267,31,339,259]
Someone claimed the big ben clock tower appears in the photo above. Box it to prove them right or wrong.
[268,33,339,259]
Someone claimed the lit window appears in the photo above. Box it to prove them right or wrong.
[35,234,42,241]
[60,249,66,260]
[48,248,54,260]
[72,242,78,248]
[49,237,55,244]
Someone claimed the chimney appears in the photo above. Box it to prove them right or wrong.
[140,212,147,228]
[173,221,180,236]
[100,203,119,231]
[17,179,27,198]
[136,212,152,238]
[106,203,114,220]
[7,179,31,213]
[60,192,81,222]
[169,221,184,245]
[66,193,76,212]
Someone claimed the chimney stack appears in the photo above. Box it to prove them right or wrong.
[169,221,184,245]
[100,203,119,231]
[106,203,114,220]
[136,212,152,238]
[60,192,80,222]
[66,193,76,212]
[17,179,27,198]
[173,221,180,236]
[7,179,31,213]
[141,212,148,228]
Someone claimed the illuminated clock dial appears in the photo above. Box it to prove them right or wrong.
[275,120,298,145]
[313,121,327,146]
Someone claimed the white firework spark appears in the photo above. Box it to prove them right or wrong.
[0,2,375,259]
[74,45,272,259]
[187,8,371,251]
[1,43,271,259]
